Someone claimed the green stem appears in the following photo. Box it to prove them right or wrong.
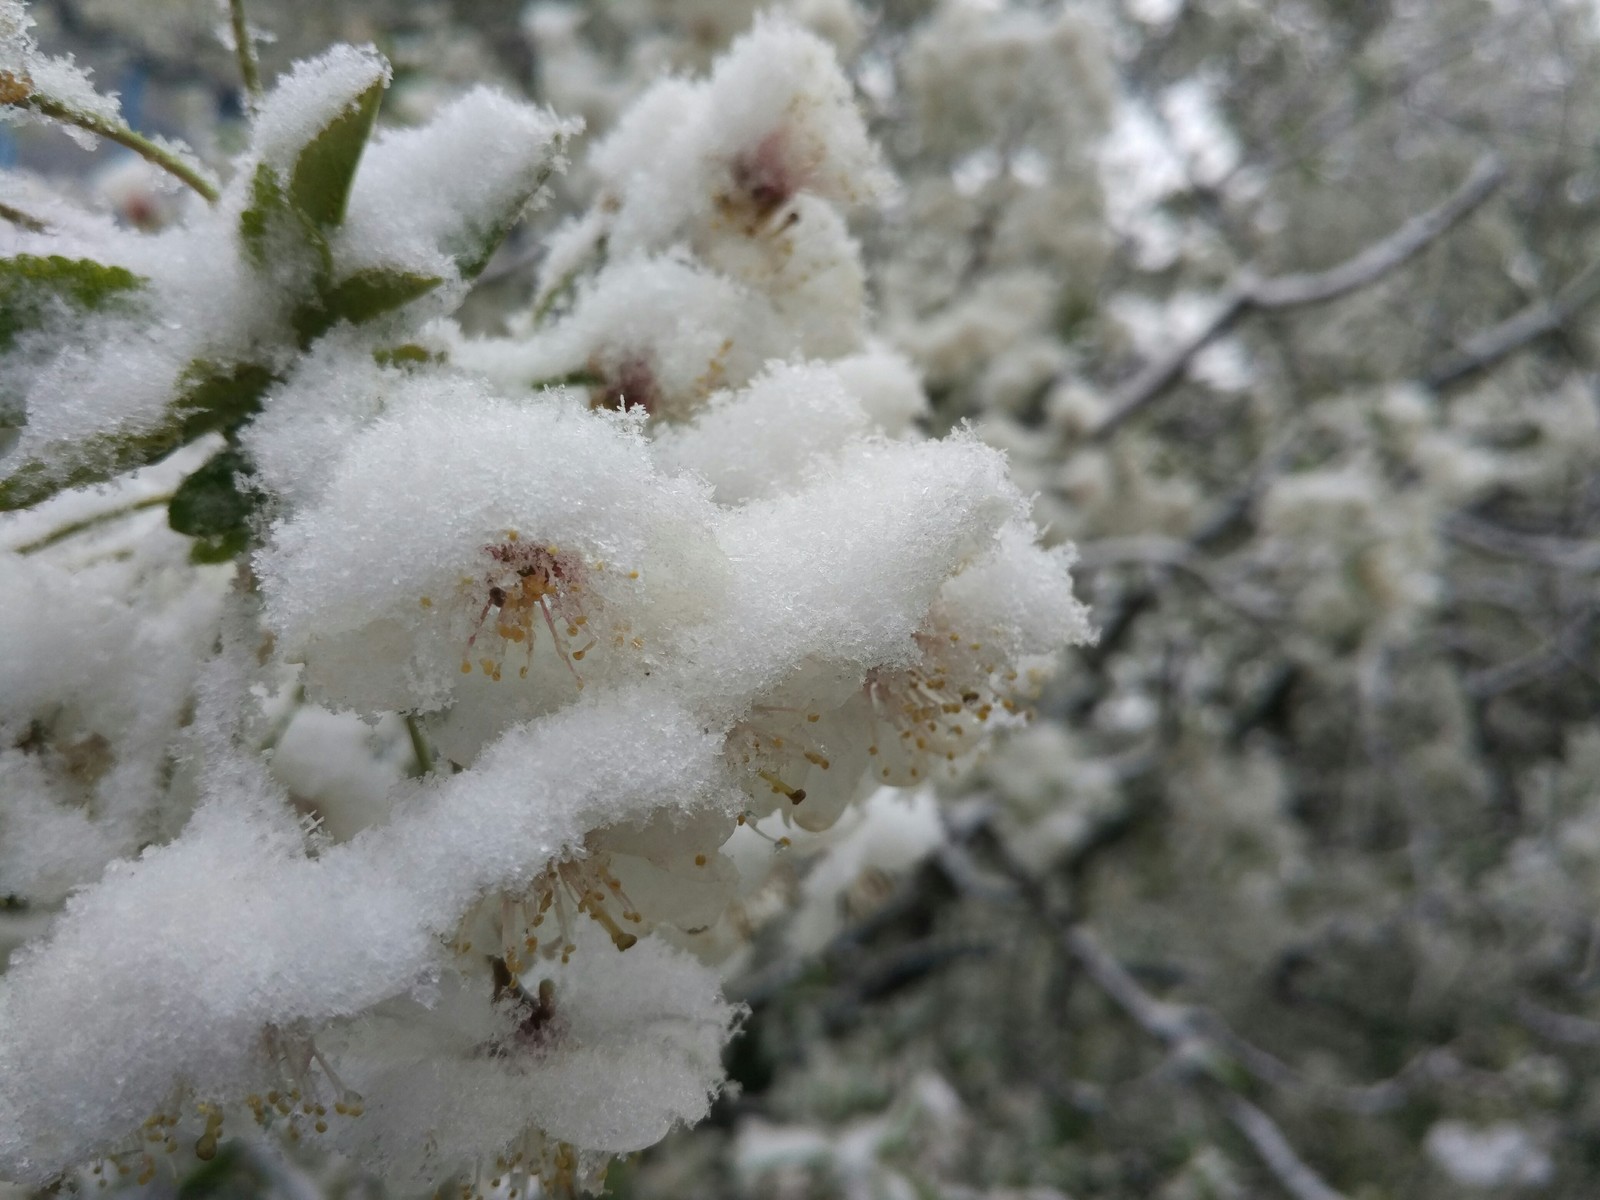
[258,683,306,756]
[0,201,49,233]
[530,234,607,328]
[19,94,220,204]
[529,370,603,391]
[227,0,264,101]
[404,713,434,777]
[14,492,171,554]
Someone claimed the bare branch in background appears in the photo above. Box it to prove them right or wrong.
[979,835,1353,1200]
[1427,256,1600,389]
[1091,156,1506,441]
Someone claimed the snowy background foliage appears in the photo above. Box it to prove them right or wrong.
[4,1,1600,1198]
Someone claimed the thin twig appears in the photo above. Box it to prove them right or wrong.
[1464,607,1597,698]
[1063,926,1351,1200]
[1426,257,1600,389]
[227,0,264,102]
[1516,996,1600,1048]
[1074,535,1283,622]
[14,93,219,203]
[12,493,171,554]
[1219,1096,1347,1200]
[1248,157,1504,309]
[987,844,1352,1200]
[1443,513,1600,572]
[0,200,50,232]
[1091,156,1504,440]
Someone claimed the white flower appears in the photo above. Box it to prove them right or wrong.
[258,387,727,746]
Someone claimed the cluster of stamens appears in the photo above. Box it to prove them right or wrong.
[245,1025,365,1145]
[864,628,1029,783]
[82,1030,364,1189]
[586,336,735,420]
[718,127,814,235]
[87,1099,227,1186]
[726,705,831,810]
[438,1131,605,1200]
[452,857,646,972]
[89,1114,179,1188]
[432,533,642,686]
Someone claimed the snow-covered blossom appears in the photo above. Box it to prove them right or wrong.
[0,8,1089,1193]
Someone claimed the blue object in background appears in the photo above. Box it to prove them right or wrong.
[116,65,146,136]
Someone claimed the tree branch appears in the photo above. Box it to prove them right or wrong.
[1516,996,1600,1048]
[1074,536,1284,622]
[1061,923,1351,1200]
[1249,156,1505,308]
[1091,156,1505,441]
[1426,256,1600,389]
[1219,1095,1347,1200]
[981,840,1353,1200]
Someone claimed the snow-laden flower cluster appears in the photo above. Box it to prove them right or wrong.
[0,8,1090,1194]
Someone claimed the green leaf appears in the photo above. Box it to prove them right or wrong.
[292,267,443,346]
[0,360,277,512]
[324,268,444,324]
[454,162,561,281]
[168,448,255,539]
[238,162,331,279]
[239,163,286,268]
[172,360,278,441]
[188,528,252,564]
[0,254,144,352]
[289,76,386,231]
[373,343,444,368]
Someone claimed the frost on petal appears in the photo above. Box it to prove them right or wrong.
[0,771,340,1184]
[0,548,226,903]
[243,338,467,513]
[605,17,893,256]
[257,390,727,723]
[455,254,793,420]
[650,361,871,504]
[698,195,869,356]
[679,433,1027,715]
[696,16,894,212]
[324,925,736,1183]
[862,521,1095,788]
[267,705,411,842]
[830,344,930,436]
[588,75,709,213]
[0,684,731,1183]
[512,928,738,1150]
[935,520,1096,668]
[699,478,1091,817]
